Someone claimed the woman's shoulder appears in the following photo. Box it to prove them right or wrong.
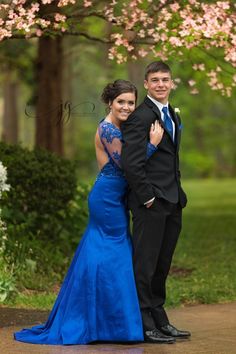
[135,100,156,117]
[98,119,122,143]
[123,102,155,128]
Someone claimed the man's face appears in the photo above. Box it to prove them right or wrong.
[144,71,173,104]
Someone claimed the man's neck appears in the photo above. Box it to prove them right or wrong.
[147,95,169,109]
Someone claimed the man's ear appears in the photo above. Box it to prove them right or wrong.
[144,80,148,90]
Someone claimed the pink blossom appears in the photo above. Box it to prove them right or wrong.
[116,53,127,64]
[58,0,76,6]
[13,0,26,4]
[36,29,42,36]
[83,0,92,7]
[152,32,160,42]
[216,1,230,10]
[138,48,148,57]
[138,29,145,38]
[160,33,168,42]
[174,78,181,84]
[170,3,180,12]
[188,80,196,87]
[225,87,231,97]
[41,0,53,4]
[198,64,206,71]
[190,88,199,94]
[108,47,117,60]
[31,3,40,12]
[55,13,66,22]
[0,5,10,10]
[225,47,236,65]
[193,63,205,71]
[169,36,183,47]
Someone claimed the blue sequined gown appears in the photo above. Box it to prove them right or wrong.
[14,120,157,345]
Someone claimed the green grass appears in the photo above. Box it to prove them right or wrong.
[166,179,236,307]
[3,179,236,310]
[4,292,57,310]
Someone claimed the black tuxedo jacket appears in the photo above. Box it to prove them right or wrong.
[121,96,187,208]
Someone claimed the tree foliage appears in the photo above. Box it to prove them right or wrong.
[0,0,235,95]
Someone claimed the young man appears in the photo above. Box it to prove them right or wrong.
[121,61,190,344]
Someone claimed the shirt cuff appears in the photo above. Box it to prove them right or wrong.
[144,197,155,205]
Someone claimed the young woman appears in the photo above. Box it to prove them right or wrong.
[14,80,163,345]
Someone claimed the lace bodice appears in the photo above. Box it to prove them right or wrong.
[97,120,157,177]
[98,120,157,176]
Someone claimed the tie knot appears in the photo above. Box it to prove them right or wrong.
[162,106,168,114]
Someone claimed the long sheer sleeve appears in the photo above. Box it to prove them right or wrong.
[146,142,158,159]
[98,121,122,168]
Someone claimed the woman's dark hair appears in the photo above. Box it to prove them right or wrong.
[101,79,137,105]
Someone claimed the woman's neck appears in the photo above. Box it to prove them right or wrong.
[105,113,121,129]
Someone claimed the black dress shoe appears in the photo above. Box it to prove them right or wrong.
[160,324,191,338]
[144,329,176,344]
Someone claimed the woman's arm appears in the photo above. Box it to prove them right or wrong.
[146,120,164,159]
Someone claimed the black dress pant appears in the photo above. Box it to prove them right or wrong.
[130,197,182,330]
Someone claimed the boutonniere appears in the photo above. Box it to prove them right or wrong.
[174,107,180,114]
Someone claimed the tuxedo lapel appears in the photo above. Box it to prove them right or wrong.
[169,105,181,150]
[144,97,167,137]
[144,96,161,121]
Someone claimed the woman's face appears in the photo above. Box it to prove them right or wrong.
[110,92,136,123]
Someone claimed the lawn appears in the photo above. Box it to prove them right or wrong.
[4,179,236,310]
[167,179,236,307]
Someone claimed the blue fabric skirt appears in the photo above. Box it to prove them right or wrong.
[14,174,143,344]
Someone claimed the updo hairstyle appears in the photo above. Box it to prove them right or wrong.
[101,79,137,106]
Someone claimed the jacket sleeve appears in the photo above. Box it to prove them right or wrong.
[121,112,155,205]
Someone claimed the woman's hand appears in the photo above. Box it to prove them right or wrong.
[149,120,164,147]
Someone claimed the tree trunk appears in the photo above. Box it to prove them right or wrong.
[2,70,18,144]
[35,36,63,155]
[63,36,76,158]
[127,49,145,93]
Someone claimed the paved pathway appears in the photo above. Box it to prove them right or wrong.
[0,302,236,354]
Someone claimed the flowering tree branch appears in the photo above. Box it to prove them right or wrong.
[0,0,235,96]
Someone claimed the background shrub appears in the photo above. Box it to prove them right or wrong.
[0,142,85,287]
[0,142,77,242]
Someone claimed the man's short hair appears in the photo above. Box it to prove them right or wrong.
[145,61,171,80]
